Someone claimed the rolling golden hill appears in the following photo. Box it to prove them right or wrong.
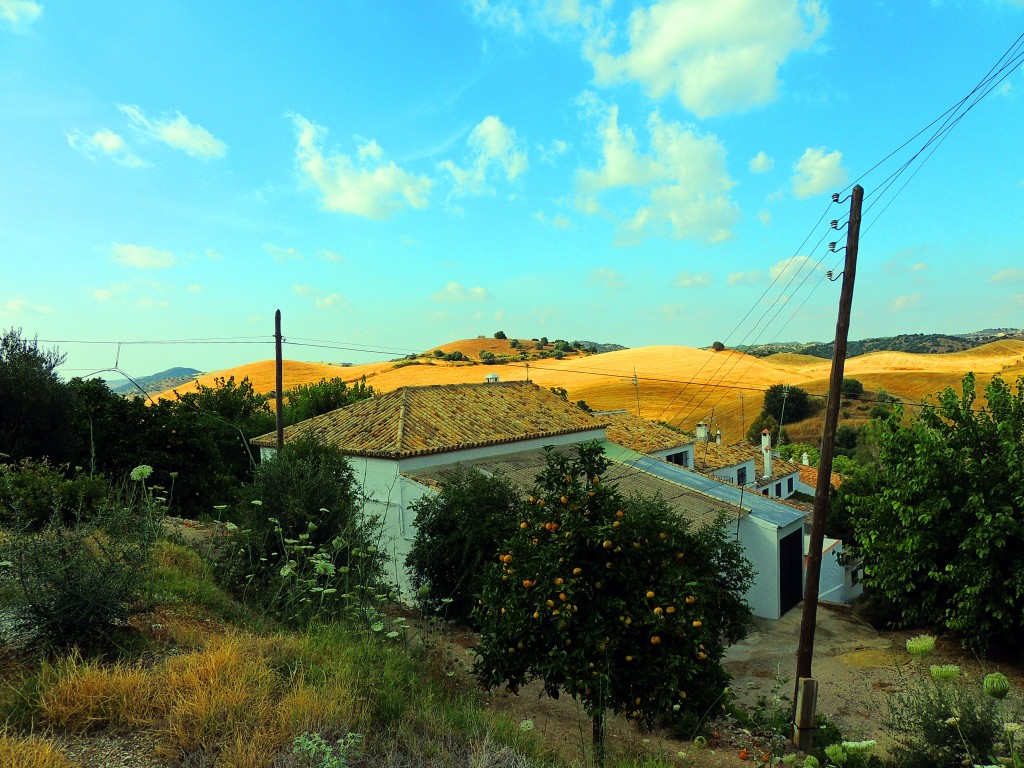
[154,338,1024,442]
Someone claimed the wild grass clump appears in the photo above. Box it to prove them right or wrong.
[0,731,73,768]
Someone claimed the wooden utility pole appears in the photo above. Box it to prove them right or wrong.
[792,184,863,751]
[275,309,284,450]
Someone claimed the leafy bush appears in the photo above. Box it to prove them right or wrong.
[841,378,864,397]
[405,467,524,624]
[0,467,162,651]
[493,331,507,340]
[762,384,811,423]
[217,435,385,625]
[0,459,109,530]
[746,414,788,446]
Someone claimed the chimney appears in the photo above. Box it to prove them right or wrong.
[715,428,722,445]
[801,451,810,466]
[761,429,772,478]
[696,421,708,442]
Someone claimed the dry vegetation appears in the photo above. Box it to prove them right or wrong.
[155,338,1024,442]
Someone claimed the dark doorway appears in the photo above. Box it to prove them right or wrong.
[779,529,803,616]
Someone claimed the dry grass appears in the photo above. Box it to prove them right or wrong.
[0,732,74,768]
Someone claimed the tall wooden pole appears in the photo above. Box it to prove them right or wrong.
[275,309,284,450]
[792,185,863,750]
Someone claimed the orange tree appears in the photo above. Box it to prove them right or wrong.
[472,442,751,764]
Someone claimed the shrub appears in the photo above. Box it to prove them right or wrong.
[0,459,109,530]
[217,435,385,625]
[762,384,811,423]
[405,467,524,624]
[711,341,725,352]
[0,468,162,652]
[494,331,507,340]
[841,378,865,397]
[885,637,1023,768]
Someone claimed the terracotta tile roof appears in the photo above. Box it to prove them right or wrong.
[596,410,692,454]
[406,446,743,529]
[691,442,756,472]
[250,381,604,458]
[798,466,845,490]
[692,441,803,483]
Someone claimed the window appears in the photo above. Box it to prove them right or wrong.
[666,450,690,467]
[787,477,794,494]
[736,466,747,485]
[775,482,782,497]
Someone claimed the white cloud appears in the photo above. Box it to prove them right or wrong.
[551,214,571,229]
[4,298,50,314]
[204,248,223,260]
[575,97,739,244]
[991,267,1024,284]
[911,262,927,272]
[792,147,848,199]
[430,282,489,302]
[538,138,570,163]
[587,0,827,118]
[66,128,146,167]
[890,293,922,311]
[188,284,203,293]
[469,0,525,33]
[758,210,772,226]
[439,115,528,196]
[264,243,304,262]
[0,0,42,30]
[674,270,712,288]
[110,243,176,269]
[588,267,624,290]
[291,114,431,220]
[727,270,765,286]
[137,296,170,309]
[770,255,824,282]
[749,151,774,174]
[316,249,345,263]
[293,284,348,310]
[117,104,226,159]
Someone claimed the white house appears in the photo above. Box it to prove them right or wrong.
[252,382,815,619]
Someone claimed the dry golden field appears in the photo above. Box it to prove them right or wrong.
[155,338,1024,440]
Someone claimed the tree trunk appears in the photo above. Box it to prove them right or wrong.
[592,710,605,768]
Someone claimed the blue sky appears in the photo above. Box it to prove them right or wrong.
[2,0,1023,378]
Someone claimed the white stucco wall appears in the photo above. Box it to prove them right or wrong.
[806,535,863,605]
[736,514,781,619]
[711,459,755,486]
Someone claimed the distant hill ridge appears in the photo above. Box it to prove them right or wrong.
[739,328,1024,359]
[106,367,202,396]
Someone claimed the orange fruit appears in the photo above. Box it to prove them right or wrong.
[625,655,634,662]
[560,496,568,504]
[602,540,613,549]
[692,620,702,628]
[686,595,696,605]
[572,567,582,575]
[522,579,532,588]
[555,577,564,586]
[646,590,656,599]
[546,599,555,608]
[653,607,663,615]
[666,606,676,614]
[612,520,620,528]
[615,510,624,518]
[651,635,661,645]
[519,522,528,529]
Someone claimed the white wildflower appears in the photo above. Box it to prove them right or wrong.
[130,464,153,481]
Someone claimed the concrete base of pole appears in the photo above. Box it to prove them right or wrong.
[792,677,818,752]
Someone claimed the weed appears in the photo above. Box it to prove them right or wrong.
[292,731,362,768]
[0,731,73,768]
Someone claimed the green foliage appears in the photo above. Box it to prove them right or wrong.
[480,350,497,364]
[472,443,751,755]
[494,331,507,340]
[869,404,892,420]
[442,351,467,362]
[433,349,444,358]
[830,455,860,475]
[0,470,163,652]
[292,732,363,768]
[285,377,374,424]
[405,467,523,624]
[834,425,860,451]
[761,384,811,423]
[841,378,864,397]
[777,442,819,466]
[711,341,725,352]
[746,414,788,446]
[0,459,109,530]
[509,339,520,349]
[885,648,1023,768]
[534,340,545,350]
[0,328,79,464]
[218,435,385,625]
[838,374,1024,650]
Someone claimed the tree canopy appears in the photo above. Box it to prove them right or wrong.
[761,383,811,424]
[472,442,752,761]
[837,373,1024,650]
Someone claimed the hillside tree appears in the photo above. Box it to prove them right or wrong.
[473,442,752,765]
[838,373,1024,650]
[761,384,811,423]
